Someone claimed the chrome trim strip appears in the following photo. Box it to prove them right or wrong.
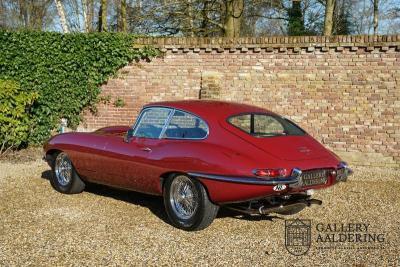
[188,172,300,185]
[158,108,175,139]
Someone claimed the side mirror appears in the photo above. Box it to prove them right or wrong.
[124,128,135,143]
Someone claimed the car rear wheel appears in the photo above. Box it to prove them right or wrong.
[51,151,85,194]
[163,174,219,231]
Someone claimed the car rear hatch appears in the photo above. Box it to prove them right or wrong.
[220,113,332,161]
[243,134,332,161]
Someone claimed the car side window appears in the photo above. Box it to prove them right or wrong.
[163,110,208,139]
[134,108,172,138]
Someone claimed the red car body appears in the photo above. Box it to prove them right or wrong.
[44,100,351,202]
[44,100,351,230]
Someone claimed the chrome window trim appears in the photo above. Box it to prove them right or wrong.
[159,109,175,138]
[130,106,210,140]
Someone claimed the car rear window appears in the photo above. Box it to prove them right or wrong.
[228,113,305,137]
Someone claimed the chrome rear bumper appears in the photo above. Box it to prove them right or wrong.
[189,162,352,188]
[189,172,301,186]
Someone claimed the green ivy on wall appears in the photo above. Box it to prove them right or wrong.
[0,31,158,146]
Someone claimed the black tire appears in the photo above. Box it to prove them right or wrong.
[50,151,85,194]
[163,174,219,231]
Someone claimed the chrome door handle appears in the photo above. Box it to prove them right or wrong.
[140,147,152,152]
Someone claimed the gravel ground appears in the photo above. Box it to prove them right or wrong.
[0,160,399,266]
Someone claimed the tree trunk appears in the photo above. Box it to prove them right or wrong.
[31,0,47,30]
[120,0,127,32]
[98,0,108,32]
[19,0,29,28]
[332,0,350,35]
[373,0,379,34]
[323,0,335,36]
[54,0,69,33]
[224,0,244,38]
[30,0,40,29]
[86,0,94,32]
[82,0,88,32]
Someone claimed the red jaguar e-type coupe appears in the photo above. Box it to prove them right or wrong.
[44,100,352,231]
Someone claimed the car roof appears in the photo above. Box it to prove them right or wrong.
[144,100,275,120]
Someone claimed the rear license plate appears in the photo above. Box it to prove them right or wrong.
[301,169,328,186]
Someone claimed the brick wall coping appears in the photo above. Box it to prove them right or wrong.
[134,35,400,51]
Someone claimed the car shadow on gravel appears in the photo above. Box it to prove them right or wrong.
[217,208,283,222]
[41,170,170,224]
[41,170,283,225]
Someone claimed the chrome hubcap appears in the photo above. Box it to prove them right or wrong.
[169,176,199,220]
[55,152,72,186]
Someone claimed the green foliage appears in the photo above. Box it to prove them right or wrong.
[113,97,125,108]
[0,31,158,144]
[99,94,112,104]
[0,80,38,152]
[287,1,306,36]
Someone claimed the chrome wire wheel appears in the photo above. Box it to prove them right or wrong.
[169,175,199,220]
[54,152,72,187]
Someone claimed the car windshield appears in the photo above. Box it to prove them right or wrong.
[228,113,305,137]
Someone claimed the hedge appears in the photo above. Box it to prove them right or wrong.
[0,80,37,152]
[0,31,158,146]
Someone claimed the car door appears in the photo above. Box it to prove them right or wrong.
[100,107,173,193]
[128,109,210,191]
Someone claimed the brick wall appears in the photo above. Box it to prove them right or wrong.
[80,35,400,167]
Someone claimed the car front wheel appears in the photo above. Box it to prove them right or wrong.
[50,151,85,194]
[163,174,219,231]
